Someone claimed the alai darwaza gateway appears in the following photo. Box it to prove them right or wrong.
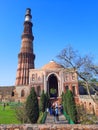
[29,60,79,100]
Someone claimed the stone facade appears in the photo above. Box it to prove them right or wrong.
[29,60,79,99]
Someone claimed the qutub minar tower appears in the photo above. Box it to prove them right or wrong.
[15,8,35,86]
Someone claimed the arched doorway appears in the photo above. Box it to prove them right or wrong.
[48,74,58,98]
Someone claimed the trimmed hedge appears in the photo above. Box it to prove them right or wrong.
[63,111,74,124]
[37,111,47,124]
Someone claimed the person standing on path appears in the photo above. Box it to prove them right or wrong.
[52,106,56,122]
[55,107,59,122]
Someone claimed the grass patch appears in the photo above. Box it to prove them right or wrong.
[0,105,21,124]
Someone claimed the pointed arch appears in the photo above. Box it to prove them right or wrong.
[21,89,25,97]
[12,91,14,96]
[47,73,58,97]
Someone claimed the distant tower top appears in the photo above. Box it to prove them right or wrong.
[25,8,32,22]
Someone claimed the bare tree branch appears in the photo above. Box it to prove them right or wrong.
[57,45,98,103]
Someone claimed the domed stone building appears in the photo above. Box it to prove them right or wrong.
[29,60,79,101]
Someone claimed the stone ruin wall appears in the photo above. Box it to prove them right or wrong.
[0,124,98,130]
[79,95,98,116]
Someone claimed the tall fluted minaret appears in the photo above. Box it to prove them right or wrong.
[15,8,35,86]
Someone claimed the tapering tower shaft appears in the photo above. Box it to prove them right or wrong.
[15,8,35,86]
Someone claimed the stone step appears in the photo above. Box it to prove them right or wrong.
[45,113,68,124]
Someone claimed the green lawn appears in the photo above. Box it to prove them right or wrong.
[0,105,21,124]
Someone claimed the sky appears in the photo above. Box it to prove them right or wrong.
[0,0,98,86]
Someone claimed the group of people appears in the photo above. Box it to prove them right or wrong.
[47,102,63,122]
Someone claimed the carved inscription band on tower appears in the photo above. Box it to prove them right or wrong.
[15,8,35,86]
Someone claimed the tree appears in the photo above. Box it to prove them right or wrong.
[62,92,67,113]
[39,90,47,112]
[62,90,77,123]
[25,87,39,123]
[57,45,98,102]
[45,92,50,108]
[66,90,77,123]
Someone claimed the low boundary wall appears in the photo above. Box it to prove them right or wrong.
[0,124,98,130]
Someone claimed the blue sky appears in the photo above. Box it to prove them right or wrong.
[0,0,98,86]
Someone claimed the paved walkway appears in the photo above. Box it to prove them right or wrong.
[45,113,68,124]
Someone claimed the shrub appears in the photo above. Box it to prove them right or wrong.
[37,111,47,124]
[37,112,44,124]
[62,92,67,113]
[66,90,77,123]
[25,87,39,123]
[39,90,47,112]
[45,92,50,108]
[62,90,77,123]
[41,111,47,123]
[15,103,30,123]
[76,105,98,124]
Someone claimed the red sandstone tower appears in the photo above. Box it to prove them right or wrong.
[15,8,35,86]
